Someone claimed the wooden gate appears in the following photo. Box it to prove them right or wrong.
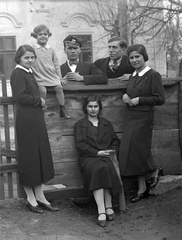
[0,75,20,199]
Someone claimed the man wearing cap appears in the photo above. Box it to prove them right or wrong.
[60,35,108,85]
[94,36,134,79]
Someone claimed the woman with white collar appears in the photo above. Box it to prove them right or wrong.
[10,45,58,213]
[119,44,165,202]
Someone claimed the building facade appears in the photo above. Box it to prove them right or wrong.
[0,0,166,79]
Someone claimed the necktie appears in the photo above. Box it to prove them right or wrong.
[109,59,120,72]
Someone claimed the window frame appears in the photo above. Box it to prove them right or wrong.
[0,36,16,78]
[74,34,93,62]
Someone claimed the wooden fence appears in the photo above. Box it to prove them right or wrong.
[1,75,182,200]
[0,75,19,199]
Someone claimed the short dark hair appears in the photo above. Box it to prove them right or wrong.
[108,36,128,49]
[31,24,52,39]
[127,44,149,62]
[14,45,36,64]
[82,95,102,114]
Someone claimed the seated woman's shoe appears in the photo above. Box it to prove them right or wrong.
[149,167,163,188]
[131,190,149,203]
[105,207,115,221]
[25,200,44,214]
[37,200,59,212]
[97,213,107,227]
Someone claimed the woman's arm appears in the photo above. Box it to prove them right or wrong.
[10,70,41,106]
[129,70,166,107]
[139,71,165,106]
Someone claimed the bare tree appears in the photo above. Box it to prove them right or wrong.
[83,0,182,74]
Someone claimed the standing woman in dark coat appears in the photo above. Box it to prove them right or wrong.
[119,44,165,203]
[10,45,58,213]
[74,95,123,227]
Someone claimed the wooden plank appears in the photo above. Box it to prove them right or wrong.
[1,149,17,158]
[45,186,86,201]
[43,159,84,187]
[164,84,178,103]
[7,172,13,198]
[45,105,178,134]
[51,150,78,162]
[2,75,8,97]
[154,104,178,130]
[0,97,14,104]
[178,82,182,157]
[0,163,18,172]
[152,130,182,175]
[0,174,5,200]
[48,134,75,150]
[45,78,182,93]
[1,75,14,198]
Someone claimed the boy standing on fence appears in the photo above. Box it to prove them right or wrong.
[31,24,71,119]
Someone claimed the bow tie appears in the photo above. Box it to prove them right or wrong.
[69,61,78,66]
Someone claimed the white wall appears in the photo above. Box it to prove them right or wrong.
[0,0,166,75]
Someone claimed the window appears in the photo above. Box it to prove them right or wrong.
[74,35,92,62]
[0,36,16,79]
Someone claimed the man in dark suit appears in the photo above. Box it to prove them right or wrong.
[60,35,108,85]
[94,36,134,79]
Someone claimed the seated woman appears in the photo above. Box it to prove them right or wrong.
[74,94,123,227]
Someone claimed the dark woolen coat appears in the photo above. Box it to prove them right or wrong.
[119,68,165,176]
[74,116,123,195]
[10,67,54,186]
[60,61,108,85]
[94,56,134,79]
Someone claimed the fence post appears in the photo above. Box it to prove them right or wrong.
[179,81,182,158]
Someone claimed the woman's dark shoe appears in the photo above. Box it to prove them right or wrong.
[25,200,44,214]
[149,167,163,188]
[105,207,115,221]
[131,190,149,203]
[97,213,107,227]
[37,200,59,212]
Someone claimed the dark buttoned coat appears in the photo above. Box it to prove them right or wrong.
[74,116,122,194]
[94,56,134,79]
[60,61,108,85]
[10,67,54,186]
[119,68,165,176]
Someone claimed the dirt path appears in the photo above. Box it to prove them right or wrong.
[0,188,182,240]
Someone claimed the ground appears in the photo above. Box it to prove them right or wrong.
[0,187,182,240]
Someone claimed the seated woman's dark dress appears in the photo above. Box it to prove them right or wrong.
[74,116,123,196]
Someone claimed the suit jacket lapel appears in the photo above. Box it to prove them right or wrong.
[82,117,96,141]
[81,116,108,142]
[61,62,71,77]
[105,58,110,73]
[75,61,83,73]
[97,117,108,142]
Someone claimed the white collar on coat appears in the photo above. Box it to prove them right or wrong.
[34,43,51,49]
[132,66,151,77]
[15,64,33,73]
